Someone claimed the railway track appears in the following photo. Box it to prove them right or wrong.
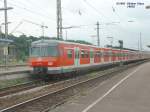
[0,79,47,97]
[0,60,146,112]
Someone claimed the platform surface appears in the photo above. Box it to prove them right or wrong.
[0,66,30,75]
[50,62,150,112]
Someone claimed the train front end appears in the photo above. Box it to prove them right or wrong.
[29,40,61,75]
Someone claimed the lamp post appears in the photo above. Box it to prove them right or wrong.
[0,22,11,38]
[0,0,13,39]
[23,20,48,39]
[0,0,13,69]
[0,25,2,36]
[118,40,123,66]
[62,26,81,40]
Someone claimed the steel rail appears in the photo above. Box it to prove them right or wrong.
[0,79,45,97]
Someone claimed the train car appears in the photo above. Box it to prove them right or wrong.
[29,40,148,75]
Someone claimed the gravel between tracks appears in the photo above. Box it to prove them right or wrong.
[0,79,48,97]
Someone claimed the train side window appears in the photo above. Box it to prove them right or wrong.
[104,52,109,57]
[109,51,112,56]
[81,50,89,58]
[117,53,120,57]
[99,51,102,57]
[85,51,89,58]
[112,52,114,56]
[67,49,73,58]
[101,52,103,57]
[94,51,102,58]
[81,50,85,58]
[103,52,105,57]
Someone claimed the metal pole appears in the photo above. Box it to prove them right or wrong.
[4,0,8,39]
[42,26,44,40]
[41,23,45,40]
[118,40,123,66]
[4,0,8,69]
[65,30,67,40]
[57,0,59,39]
[0,25,2,35]
[96,22,100,47]
[57,0,62,40]
[138,38,140,51]
[111,37,113,47]
[0,0,13,69]
[140,32,142,51]
[59,0,62,39]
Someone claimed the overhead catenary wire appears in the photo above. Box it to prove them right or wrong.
[83,0,114,22]
[10,0,53,19]
[0,0,56,23]
[0,0,123,42]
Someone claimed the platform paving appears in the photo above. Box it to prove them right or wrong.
[0,66,30,75]
[50,62,150,112]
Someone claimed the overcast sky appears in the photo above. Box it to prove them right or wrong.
[0,0,150,50]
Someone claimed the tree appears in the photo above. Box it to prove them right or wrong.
[66,39,92,45]
[1,34,93,62]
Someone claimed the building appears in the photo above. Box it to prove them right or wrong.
[0,38,15,64]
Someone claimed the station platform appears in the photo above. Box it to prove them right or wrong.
[50,62,150,112]
[0,66,30,75]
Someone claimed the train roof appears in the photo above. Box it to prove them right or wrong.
[32,39,98,48]
[32,39,135,52]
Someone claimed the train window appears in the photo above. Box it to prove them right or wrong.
[47,46,59,57]
[31,46,59,57]
[67,49,73,58]
[104,52,109,57]
[124,53,126,56]
[114,53,117,57]
[95,51,102,58]
[108,51,112,56]
[81,50,85,58]
[81,50,89,58]
[85,51,89,58]
[112,53,115,57]
[117,53,121,57]
[41,47,48,56]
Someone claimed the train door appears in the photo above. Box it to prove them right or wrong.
[90,48,94,64]
[74,47,80,67]
[109,49,112,62]
[101,49,104,63]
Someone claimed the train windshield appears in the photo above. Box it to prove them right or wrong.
[30,46,59,57]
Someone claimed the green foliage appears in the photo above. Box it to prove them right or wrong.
[7,34,39,61]
[0,34,92,61]
[66,39,92,45]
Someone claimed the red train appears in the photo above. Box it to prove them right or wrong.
[28,40,149,74]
